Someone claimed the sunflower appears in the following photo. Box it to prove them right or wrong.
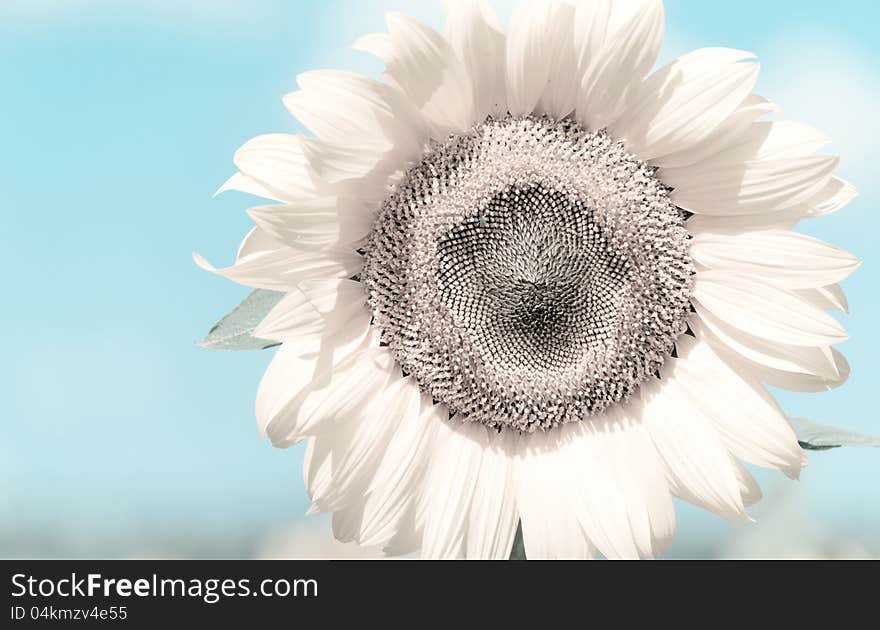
[196,0,859,559]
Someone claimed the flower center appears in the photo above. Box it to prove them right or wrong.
[362,116,693,431]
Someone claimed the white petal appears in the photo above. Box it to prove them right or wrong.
[535,1,579,118]
[686,214,800,236]
[214,171,282,201]
[611,410,677,555]
[587,409,677,558]
[256,344,320,439]
[796,284,849,314]
[802,176,859,218]
[506,0,556,116]
[247,197,372,251]
[572,0,611,77]
[421,420,487,559]
[685,208,800,235]
[298,279,367,317]
[330,505,365,543]
[576,0,664,130]
[444,0,506,119]
[232,134,319,202]
[193,245,361,292]
[371,12,476,138]
[254,279,368,343]
[686,175,857,232]
[640,378,750,523]
[319,375,421,516]
[557,423,644,559]
[756,348,850,393]
[352,32,394,61]
[693,271,848,347]
[695,306,841,380]
[665,155,839,216]
[303,437,333,507]
[357,396,443,547]
[255,324,376,442]
[655,94,779,169]
[565,412,676,559]
[235,225,282,262]
[613,48,759,160]
[672,334,809,477]
[702,120,830,164]
[690,230,860,289]
[516,427,596,559]
[299,137,392,185]
[466,429,519,559]
[733,460,762,507]
[384,402,451,557]
[265,345,395,447]
[284,70,426,159]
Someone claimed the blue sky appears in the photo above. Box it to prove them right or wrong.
[2,0,878,558]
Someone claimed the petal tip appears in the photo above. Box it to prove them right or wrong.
[192,251,216,273]
[213,173,240,198]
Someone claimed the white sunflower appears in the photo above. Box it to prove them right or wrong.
[196,0,860,559]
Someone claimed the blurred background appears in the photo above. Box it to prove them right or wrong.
[1,0,878,559]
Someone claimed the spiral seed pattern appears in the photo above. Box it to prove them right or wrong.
[362,116,693,431]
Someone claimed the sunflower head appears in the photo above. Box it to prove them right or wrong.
[363,115,694,431]
[198,0,858,560]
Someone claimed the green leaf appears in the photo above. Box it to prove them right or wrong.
[790,417,880,451]
[198,289,285,351]
[508,521,527,560]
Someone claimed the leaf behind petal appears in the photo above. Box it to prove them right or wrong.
[198,289,285,351]
[790,417,880,450]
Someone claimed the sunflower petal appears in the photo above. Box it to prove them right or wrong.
[357,396,443,547]
[193,244,362,292]
[265,344,394,447]
[215,171,282,201]
[444,0,506,119]
[420,420,487,559]
[641,378,751,523]
[232,134,319,202]
[691,230,860,289]
[614,48,759,160]
[516,427,596,559]
[284,70,426,158]
[673,335,809,477]
[246,197,372,251]
[666,155,839,216]
[572,0,611,77]
[318,375,421,516]
[693,271,848,347]
[654,94,778,168]
[577,0,664,130]
[370,12,476,138]
[465,429,519,559]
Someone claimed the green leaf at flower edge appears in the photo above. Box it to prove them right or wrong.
[790,417,880,451]
[198,289,285,351]
[508,521,527,560]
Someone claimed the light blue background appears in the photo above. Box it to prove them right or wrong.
[2,0,877,558]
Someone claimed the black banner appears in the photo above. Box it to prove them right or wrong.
[2,559,870,625]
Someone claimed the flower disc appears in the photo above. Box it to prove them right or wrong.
[363,116,694,431]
